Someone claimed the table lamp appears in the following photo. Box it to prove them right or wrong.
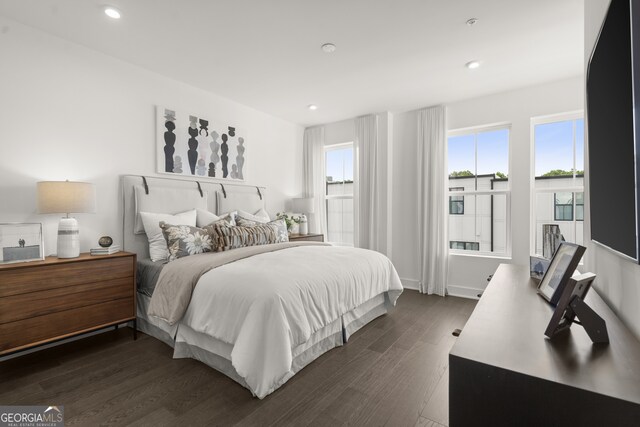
[292,197,315,235]
[37,181,96,258]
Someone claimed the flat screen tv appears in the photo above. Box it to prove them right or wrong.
[587,0,640,262]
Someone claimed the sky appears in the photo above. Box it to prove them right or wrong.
[447,119,584,178]
[326,146,353,181]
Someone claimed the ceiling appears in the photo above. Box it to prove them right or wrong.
[0,0,584,126]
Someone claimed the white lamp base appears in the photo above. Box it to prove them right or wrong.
[57,217,80,258]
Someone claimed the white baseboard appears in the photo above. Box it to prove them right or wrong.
[447,285,482,300]
[400,278,420,290]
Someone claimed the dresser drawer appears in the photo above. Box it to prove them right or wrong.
[0,298,135,353]
[0,257,134,298]
[0,276,133,324]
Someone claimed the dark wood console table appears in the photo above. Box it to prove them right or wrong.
[449,264,640,426]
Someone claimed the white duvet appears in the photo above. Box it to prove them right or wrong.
[179,245,403,398]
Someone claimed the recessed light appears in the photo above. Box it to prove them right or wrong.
[104,6,121,19]
[465,60,480,69]
[308,104,318,111]
[321,43,336,53]
[466,18,478,26]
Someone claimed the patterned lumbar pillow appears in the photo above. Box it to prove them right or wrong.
[234,217,289,243]
[160,222,213,261]
[206,223,278,252]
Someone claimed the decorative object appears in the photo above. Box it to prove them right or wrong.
[37,181,96,259]
[90,244,121,256]
[157,106,246,181]
[292,198,314,235]
[99,236,113,248]
[537,242,586,305]
[276,212,302,234]
[0,223,44,264]
[529,255,551,283]
[298,216,308,235]
[542,224,564,259]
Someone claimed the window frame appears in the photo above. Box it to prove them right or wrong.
[324,141,354,246]
[529,111,584,256]
[447,122,512,258]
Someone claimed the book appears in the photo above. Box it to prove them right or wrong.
[90,245,121,255]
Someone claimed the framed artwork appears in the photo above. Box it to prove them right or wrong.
[537,242,586,305]
[157,106,246,181]
[0,223,44,264]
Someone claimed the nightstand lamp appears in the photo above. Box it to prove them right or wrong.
[37,180,96,258]
[292,197,315,235]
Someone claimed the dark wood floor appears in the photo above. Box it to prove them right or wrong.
[0,291,476,427]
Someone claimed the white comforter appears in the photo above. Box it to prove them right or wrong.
[180,245,403,398]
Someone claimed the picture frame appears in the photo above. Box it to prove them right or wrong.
[0,223,44,264]
[530,255,551,283]
[156,106,246,181]
[544,272,600,339]
[537,242,586,305]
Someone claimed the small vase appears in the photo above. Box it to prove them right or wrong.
[299,222,308,235]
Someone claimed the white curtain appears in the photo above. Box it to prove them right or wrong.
[303,126,327,236]
[354,114,385,252]
[417,106,449,296]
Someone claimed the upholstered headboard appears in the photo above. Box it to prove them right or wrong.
[121,175,266,259]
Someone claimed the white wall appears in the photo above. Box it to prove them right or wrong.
[583,0,640,339]
[391,76,584,295]
[0,17,303,256]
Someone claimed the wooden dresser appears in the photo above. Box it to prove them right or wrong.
[450,264,640,425]
[0,252,136,356]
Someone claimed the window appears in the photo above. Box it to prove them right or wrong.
[449,187,464,214]
[532,113,584,256]
[447,125,510,255]
[450,241,480,251]
[325,143,354,246]
[554,192,574,221]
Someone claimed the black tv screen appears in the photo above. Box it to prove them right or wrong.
[587,0,640,261]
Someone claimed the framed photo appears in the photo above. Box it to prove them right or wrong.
[0,223,44,264]
[530,255,551,283]
[537,242,586,305]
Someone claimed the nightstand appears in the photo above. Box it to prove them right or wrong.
[288,233,324,242]
[0,252,136,356]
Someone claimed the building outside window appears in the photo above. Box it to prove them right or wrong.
[531,113,584,256]
[554,192,574,221]
[449,187,464,214]
[447,125,510,255]
[325,143,354,246]
[450,241,480,251]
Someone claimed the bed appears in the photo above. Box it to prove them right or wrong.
[122,175,403,398]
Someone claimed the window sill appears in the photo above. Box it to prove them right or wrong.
[449,251,512,261]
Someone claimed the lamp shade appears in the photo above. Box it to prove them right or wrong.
[292,197,315,214]
[37,181,96,215]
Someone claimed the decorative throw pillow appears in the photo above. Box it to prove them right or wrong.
[160,222,213,261]
[206,223,278,252]
[140,210,197,262]
[234,218,288,243]
[268,219,289,243]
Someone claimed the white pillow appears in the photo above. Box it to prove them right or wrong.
[236,208,270,224]
[196,209,221,227]
[140,209,197,261]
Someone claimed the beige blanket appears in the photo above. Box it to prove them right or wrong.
[147,241,330,325]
